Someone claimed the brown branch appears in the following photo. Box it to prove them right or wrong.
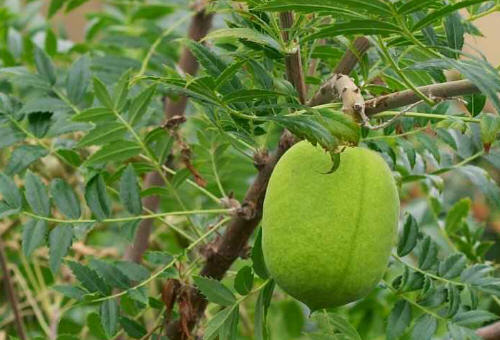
[477,321,500,340]
[280,11,307,104]
[334,37,371,75]
[0,237,27,340]
[365,79,480,115]
[310,77,481,120]
[124,7,214,263]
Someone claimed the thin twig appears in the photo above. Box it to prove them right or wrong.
[12,265,51,336]
[140,322,163,340]
[93,216,229,304]
[23,208,231,224]
[373,111,480,124]
[0,238,27,340]
[362,126,427,141]
[360,100,423,130]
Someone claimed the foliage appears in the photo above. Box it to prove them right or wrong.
[1,0,500,339]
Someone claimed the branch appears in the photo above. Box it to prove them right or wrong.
[125,7,214,263]
[310,77,481,123]
[334,37,371,75]
[0,238,27,340]
[307,73,365,116]
[477,321,500,340]
[280,11,307,104]
[307,37,372,106]
[365,79,480,115]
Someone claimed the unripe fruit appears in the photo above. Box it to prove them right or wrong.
[262,141,399,310]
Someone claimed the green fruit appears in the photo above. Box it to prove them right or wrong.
[262,141,399,310]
